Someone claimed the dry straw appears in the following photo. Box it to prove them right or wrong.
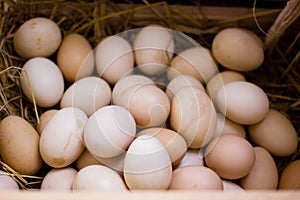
[0,0,299,189]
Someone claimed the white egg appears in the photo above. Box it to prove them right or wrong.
[0,171,19,191]
[60,76,111,116]
[20,57,64,107]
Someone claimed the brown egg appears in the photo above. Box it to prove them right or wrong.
[57,33,94,82]
[205,134,255,180]
[175,149,204,169]
[279,160,300,190]
[0,115,43,175]
[75,149,103,170]
[248,109,298,157]
[37,109,58,135]
[137,128,187,166]
[216,113,246,138]
[169,166,223,190]
[239,146,278,190]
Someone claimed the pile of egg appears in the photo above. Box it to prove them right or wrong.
[0,17,299,191]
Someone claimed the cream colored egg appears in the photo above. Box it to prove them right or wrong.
[212,27,264,71]
[170,87,217,148]
[75,149,103,170]
[206,70,246,103]
[137,128,187,166]
[205,134,255,180]
[175,149,204,169]
[95,35,134,85]
[60,76,111,116]
[239,146,278,190]
[37,109,58,135]
[215,81,269,125]
[41,167,77,191]
[13,17,61,58]
[124,135,172,190]
[222,180,244,191]
[57,33,94,82]
[216,113,246,138]
[20,57,64,107]
[40,107,88,168]
[248,109,298,157]
[279,159,300,190]
[84,105,136,158]
[169,166,223,190]
[0,116,43,175]
[168,47,218,83]
[72,165,127,191]
[166,74,204,101]
[0,170,19,191]
[134,24,174,75]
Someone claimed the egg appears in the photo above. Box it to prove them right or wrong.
[123,135,172,190]
[168,47,218,83]
[0,115,43,175]
[212,27,264,71]
[169,166,223,190]
[215,113,246,138]
[60,76,111,116]
[95,35,134,85]
[37,109,58,135]
[205,134,255,180]
[206,70,246,103]
[175,149,204,169]
[133,24,174,75]
[137,128,187,166]
[72,165,127,191]
[215,81,269,125]
[75,149,103,170]
[41,167,77,190]
[248,109,298,157]
[279,160,300,190]
[222,180,244,191]
[13,17,61,58]
[84,105,136,158]
[239,146,278,190]
[0,170,19,191]
[170,87,217,148]
[166,74,204,101]
[40,107,88,168]
[20,57,64,107]
[57,33,94,82]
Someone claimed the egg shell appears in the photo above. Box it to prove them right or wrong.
[41,167,77,191]
[239,146,278,190]
[222,180,244,191]
[205,134,255,180]
[95,35,134,85]
[168,166,223,190]
[248,109,298,157]
[20,57,65,107]
[112,75,154,107]
[170,87,217,148]
[60,76,111,116]
[168,47,218,83]
[37,109,58,135]
[134,24,174,75]
[13,17,61,58]
[215,113,246,138]
[215,81,269,125]
[175,149,204,169]
[0,170,20,191]
[123,135,172,190]
[279,159,300,190]
[40,107,88,168]
[137,128,187,166]
[212,27,264,71]
[57,33,94,82]
[75,149,103,170]
[72,165,127,191]
[0,115,43,175]
[84,105,136,158]
[166,74,204,101]
[127,84,170,128]
[91,152,125,176]
[206,70,246,103]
